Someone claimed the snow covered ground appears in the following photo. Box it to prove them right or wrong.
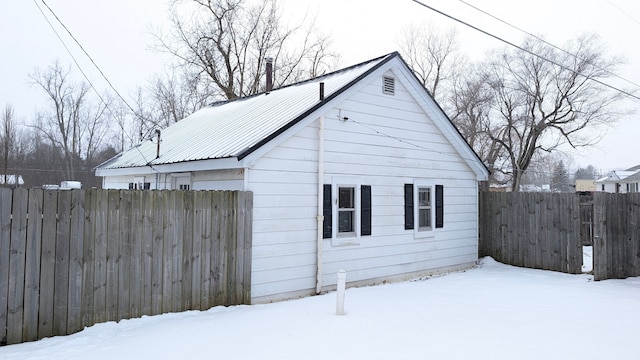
[2,255,639,360]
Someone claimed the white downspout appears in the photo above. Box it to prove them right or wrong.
[316,114,325,294]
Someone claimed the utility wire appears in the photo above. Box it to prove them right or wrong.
[33,0,157,170]
[344,116,483,165]
[38,0,141,117]
[458,0,640,91]
[606,0,640,25]
[411,0,640,102]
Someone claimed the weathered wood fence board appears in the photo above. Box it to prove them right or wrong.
[593,193,640,281]
[0,188,252,346]
[0,188,12,347]
[479,192,583,274]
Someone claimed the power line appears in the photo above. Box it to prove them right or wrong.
[606,0,640,26]
[411,0,640,102]
[32,0,157,171]
[457,0,640,91]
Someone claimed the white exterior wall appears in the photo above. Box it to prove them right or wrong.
[191,169,245,190]
[102,175,150,189]
[102,169,244,191]
[248,71,480,303]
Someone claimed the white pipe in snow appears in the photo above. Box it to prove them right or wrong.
[316,114,325,294]
[336,269,346,315]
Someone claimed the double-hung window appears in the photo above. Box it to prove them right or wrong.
[417,187,432,231]
[405,182,444,237]
[322,180,372,245]
[338,187,356,235]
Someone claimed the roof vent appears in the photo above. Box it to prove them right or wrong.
[382,76,395,95]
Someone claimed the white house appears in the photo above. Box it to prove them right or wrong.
[595,165,640,193]
[96,52,490,303]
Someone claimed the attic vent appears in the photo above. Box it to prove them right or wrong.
[382,76,395,95]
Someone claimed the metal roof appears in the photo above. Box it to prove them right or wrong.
[98,53,393,170]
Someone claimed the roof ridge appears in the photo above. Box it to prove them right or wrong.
[206,52,399,108]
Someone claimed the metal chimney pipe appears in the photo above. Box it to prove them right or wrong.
[265,57,273,93]
[319,82,325,101]
[155,129,161,159]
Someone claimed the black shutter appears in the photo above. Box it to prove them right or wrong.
[435,184,444,228]
[323,184,332,238]
[361,185,372,236]
[404,184,414,230]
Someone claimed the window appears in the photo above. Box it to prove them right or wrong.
[418,187,432,231]
[323,183,372,243]
[338,187,355,235]
[173,174,191,190]
[405,183,444,236]
[128,178,150,190]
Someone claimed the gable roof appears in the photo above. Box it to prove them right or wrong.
[596,168,640,183]
[97,54,392,170]
[97,52,489,179]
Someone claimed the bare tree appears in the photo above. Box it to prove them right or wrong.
[447,68,506,184]
[133,70,212,138]
[484,34,628,191]
[1,104,16,187]
[30,60,110,180]
[398,22,465,102]
[154,0,338,101]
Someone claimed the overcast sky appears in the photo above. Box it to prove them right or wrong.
[2,0,639,173]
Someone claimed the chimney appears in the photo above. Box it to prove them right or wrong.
[319,82,324,101]
[265,57,273,93]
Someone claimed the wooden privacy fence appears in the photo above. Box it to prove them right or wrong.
[593,193,640,281]
[0,188,252,346]
[479,192,583,274]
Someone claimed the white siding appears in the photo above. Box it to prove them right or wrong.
[103,169,245,191]
[102,174,153,189]
[191,169,244,190]
[248,71,480,303]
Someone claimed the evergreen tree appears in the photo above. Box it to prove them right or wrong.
[575,165,597,180]
[551,161,571,192]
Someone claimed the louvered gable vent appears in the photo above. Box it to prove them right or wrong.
[382,75,395,95]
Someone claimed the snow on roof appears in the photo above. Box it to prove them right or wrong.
[98,53,393,170]
[596,169,640,183]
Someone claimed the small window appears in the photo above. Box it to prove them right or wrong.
[405,183,444,236]
[338,187,355,235]
[418,187,432,231]
[179,184,190,190]
[129,181,151,190]
[323,184,371,241]
[383,76,395,95]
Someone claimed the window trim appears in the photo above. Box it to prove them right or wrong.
[337,186,357,237]
[406,181,443,239]
[417,186,433,231]
[414,182,435,238]
[330,177,361,246]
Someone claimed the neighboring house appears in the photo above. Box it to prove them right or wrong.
[96,52,490,303]
[575,179,596,193]
[595,165,640,193]
[0,174,24,188]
